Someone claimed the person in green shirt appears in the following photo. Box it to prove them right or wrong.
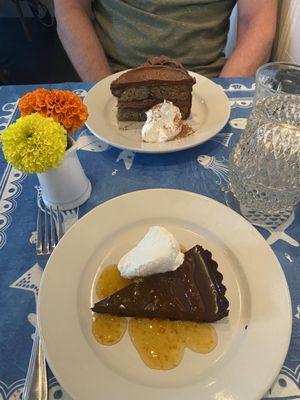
[54,0,277,81]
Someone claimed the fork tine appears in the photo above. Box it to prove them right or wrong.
[36,206,42,256]
[49,206,56,253]
[56,206,63,241]
[44,207,50,255]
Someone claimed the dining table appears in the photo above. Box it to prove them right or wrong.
[0,78,299,400]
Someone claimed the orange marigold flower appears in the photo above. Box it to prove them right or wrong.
[19,88,88,134]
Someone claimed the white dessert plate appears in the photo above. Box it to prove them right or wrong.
[38,189,291,400]
[83,71,230,153]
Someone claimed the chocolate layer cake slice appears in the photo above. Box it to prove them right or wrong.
[110,56,196,121]
[92,245,229,322]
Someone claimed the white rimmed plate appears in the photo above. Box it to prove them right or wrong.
[38,189,291,400]
[83,72,230,153]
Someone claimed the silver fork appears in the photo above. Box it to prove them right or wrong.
[23,205,64,400]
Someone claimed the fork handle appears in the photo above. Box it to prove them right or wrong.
[23,327,48,400]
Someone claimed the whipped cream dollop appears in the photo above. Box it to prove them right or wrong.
[118,226,185,279]
[141,100,183,143]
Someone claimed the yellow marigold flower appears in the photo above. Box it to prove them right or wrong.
[0,113,67,173]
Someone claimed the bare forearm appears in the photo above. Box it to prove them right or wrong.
[220,26,273,77]
[55,3,111,81]
[221,0,277,77]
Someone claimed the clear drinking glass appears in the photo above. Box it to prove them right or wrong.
[229,62,300,222]
[254,62,300,102]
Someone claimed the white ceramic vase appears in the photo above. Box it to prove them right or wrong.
[37,138,91,210]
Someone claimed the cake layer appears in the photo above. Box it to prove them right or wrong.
[117,109,146,122]
[117,96,191,110]
[92,245,229,322]
[112,85,192,102]
[118,103,191,121]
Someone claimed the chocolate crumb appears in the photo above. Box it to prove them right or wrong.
[245,325,248,330]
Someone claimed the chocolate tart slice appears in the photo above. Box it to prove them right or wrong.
[92,245,229,322]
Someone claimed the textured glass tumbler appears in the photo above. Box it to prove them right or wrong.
[229,63,300,220]
[255,62,300,103]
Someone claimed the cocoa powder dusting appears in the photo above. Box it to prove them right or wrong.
[172,123,195,140]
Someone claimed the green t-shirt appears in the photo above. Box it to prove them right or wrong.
[93,0,236,77]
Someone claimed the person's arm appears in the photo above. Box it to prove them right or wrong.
[54,0,112,81]
[220,0,277,77]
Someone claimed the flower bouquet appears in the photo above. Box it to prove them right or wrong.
[0,88,91,210]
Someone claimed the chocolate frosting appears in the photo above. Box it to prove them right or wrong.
[142,55,185,70]
[92,245,229,322]
[111,56,196,89]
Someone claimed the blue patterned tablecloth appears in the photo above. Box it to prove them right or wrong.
[0,79,299,400]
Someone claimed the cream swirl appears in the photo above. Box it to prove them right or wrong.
[141,100,182,143]
[118,226,184,279]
